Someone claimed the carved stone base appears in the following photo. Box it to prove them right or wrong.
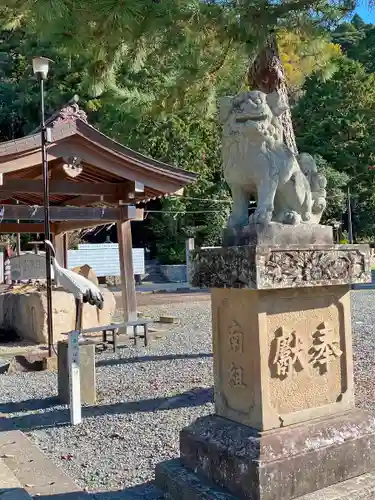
[222,222,333,247]
[191,244,371,290]
[156,411,375,500]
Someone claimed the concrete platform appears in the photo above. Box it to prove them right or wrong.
[0,459,32,500]
[156,459,375,500]
[0,430,89,499]
[0,460,21,490]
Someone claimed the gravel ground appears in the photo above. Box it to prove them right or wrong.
[0,291,210,357]
[0,290,374,498]
[351,290,375,411]
[0,299,213,497]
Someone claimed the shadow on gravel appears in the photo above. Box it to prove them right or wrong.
[0,396,59,414]
[0,387,213,433]
[96,352,212,367]
[34,481,163,499]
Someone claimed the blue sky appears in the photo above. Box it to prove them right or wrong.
[354,5,375,23]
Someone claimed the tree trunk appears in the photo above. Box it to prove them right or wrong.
[247,32,298,155]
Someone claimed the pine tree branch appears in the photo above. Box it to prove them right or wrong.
[269,0,338,19]
[207,39,233,77]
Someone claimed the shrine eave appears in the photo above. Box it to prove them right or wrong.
[0,116,197,208]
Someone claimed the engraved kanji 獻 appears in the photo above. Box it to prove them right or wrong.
[310,322,342,368]
[228,321,244,353]
[228,363,247,388]
[273,327,306,377]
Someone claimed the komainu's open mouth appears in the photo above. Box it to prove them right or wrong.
[235,114,267,123]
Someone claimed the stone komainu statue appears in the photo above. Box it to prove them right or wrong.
[219,90,327,227]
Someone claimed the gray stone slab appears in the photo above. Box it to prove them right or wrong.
[156,459,375,500]
[178,411,375,500]
[0,430,89,499]
[298,472,375,499]
[155,459,237,500]
[222,223,333,247]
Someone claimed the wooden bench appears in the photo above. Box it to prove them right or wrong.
[81,319,153,353]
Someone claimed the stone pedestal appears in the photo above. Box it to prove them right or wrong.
[57,340,96,405]
[155,241,375,499]
[212,285,354,430]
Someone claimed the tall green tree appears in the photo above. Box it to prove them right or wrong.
[1,3,372,252]
[294,56,375,238]
[1,0,356,114]
[93,108,229,263]
[0,28,92,141]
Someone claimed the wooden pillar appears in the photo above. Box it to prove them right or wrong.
[15,200,21,255]
[16,233,21,256]
[117,211,137,323]
[55,233,68,268]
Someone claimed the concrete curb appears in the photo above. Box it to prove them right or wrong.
[0,430,90,499]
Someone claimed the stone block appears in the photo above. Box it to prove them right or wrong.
[155,459,236,499]
[41,356,58,371]
[212,286,353,431]
[222,222,333,247]
[57,340,96,405]
[191,244,371,290]
[0,287,115,344]
[179,411,375,500]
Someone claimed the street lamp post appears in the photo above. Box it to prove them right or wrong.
[32,56,54,357]
[347,186,353,244]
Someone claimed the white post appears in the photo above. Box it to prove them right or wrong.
[68,330,82,425]
[185,238,195,285]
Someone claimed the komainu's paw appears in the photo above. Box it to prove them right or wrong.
[282,211,302,225]
[302,211,311,222]
[249,208,273,224]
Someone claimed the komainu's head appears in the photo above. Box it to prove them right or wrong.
[219,90,287,126]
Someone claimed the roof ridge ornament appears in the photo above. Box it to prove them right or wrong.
[51,96,88,127]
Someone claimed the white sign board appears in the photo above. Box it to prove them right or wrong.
[68,330,82,426]
[68,244,145,277]
[10,253,54,281]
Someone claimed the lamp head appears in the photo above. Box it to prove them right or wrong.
[32,57,53,80]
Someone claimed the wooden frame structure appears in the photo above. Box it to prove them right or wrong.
[0,102,196,324]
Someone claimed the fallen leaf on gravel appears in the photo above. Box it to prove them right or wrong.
[109,433,124,439]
